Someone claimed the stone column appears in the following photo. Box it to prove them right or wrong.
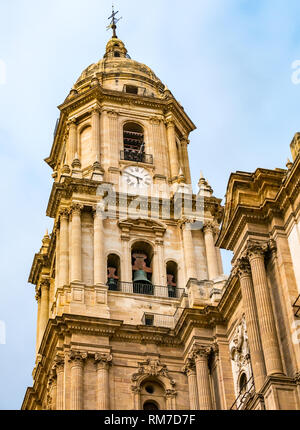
[132,387,141,410]
[47,369,57,410]
[236,258,266,391]
[183,358,200,410]
[35,289,41,354]
[95,353,112,410]
[59,209,69,287]
[166,119,179,179]
[39,279,50,342]
[94,211,105,285]
[54,355,65,410]
[182,220,198,280]
[68,118,78,164]
[193,345,213,410]
[203,222,219,280]
[69,351,86,410]
[180,137,192,184]
[153,238,166,289]
[70,204,82,283]
[165,389,177,410]
[247,241,284,376]
[91,107,101,163]
[121,235,131,283]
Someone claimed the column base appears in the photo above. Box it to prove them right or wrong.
[244,375,300,410]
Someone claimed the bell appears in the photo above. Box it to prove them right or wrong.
[133,270,152,285]
[107,277,118,291]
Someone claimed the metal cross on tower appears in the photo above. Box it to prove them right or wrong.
[107,4,122,38]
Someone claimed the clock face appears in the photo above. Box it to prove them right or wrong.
[122,166,152,189]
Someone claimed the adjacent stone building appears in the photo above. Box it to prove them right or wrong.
[22,25,300,410]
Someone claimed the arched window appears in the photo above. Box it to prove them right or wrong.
[123,122,145,162]
[140,379,165,410]
[239,373,247,394]
[131,241,153,295]
[107,254,121,291]
[166,261,178,298]
[143,401,159,410]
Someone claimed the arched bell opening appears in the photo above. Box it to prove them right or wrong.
[131,241,153,295]
[239,372,247,395]
[166,261,178,298]
[143,401,159,410]
[107,254,121,291]
[140,378,165,410]
[123,122,145,162]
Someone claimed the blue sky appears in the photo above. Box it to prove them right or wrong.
[1,0,300,409]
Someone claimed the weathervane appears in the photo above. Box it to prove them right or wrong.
[107,4,122,38]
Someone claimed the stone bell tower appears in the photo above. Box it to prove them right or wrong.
[22,12,229,411]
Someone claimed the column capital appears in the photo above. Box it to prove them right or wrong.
[178,217,195,230]
[131,386,141,394]
[59,208,70,221]
[165,118,175,128]
[246,240,268,260]
[67,117,77,128]
[149,116,161,126]
[94,353,112,370]
[235,257,252,279]
[91,106,101,115]
[35,286,41,301]
[40,276,50,288]
[268,239,277,255]
[203,220,218,235]
[165,389,177,399]
[53,354,65,373]
[182,357,196,376]
[68,350,87,366]
[70,203,83,217]
[211,342,219,357]
[180,135,190,145]
[192,344,211,361]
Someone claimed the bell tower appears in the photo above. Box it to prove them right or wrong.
[23,11,228,411]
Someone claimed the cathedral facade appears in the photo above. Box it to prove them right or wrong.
[22,28,300,410]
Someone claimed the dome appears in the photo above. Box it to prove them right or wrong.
[74,36,165,98]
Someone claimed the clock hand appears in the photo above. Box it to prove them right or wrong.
[126,172,139,180]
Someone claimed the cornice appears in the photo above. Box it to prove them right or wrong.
[218,162,300,251]
[46,85,196,171]
[28,253,50,286]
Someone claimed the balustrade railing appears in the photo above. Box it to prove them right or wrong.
[120,150,153,164]
[107,280,184,299]
[230,376,255,410]
[141,308,185,329]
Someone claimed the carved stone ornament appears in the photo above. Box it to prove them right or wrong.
[203,221,219,235]
[192,344,212,361]
[236,257,251,279]
[246,240,268,260]
[131,359,176,393]
[182,356,196,376]
[68,350,88,365]
[53,354,65,372]
[229,315,253,399]
[94,353,113,369]
[59,208,70,220]
[70,203,83,216]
